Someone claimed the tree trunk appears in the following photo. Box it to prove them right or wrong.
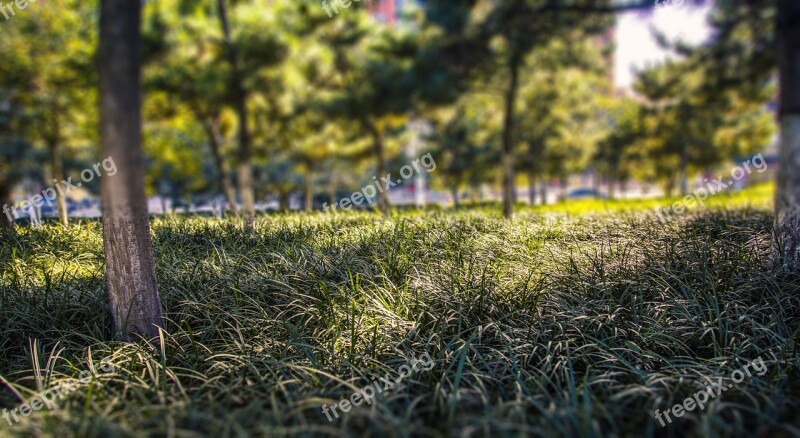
[608,167,617,200]
[679,143,688,196]
[539,175,547,206]
[202,115,238,218]
[279,192,290,212]
[0,177,16,234]
[502,56,521,218]
[528,169,536,205]
[538,144,547,205]
[559,177,568,202]
[48,138,69,227]
[366,121,390,215]
[451,186,460,209]
[99,0,163,341]
[304,168,313,211]
[217,0,254,230]
[774,0,800,269]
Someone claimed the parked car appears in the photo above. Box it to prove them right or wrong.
[567,188,608,200]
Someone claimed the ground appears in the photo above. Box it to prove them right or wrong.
[0,184,798,437]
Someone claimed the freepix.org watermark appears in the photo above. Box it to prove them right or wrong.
[2,355,117,426]
[653,356,767,427]
[656,154,767,222]
[2,156,117,224]
[321,352,434,422]
[1,0,36,21]
[322,153,436,214]
[321,0,372,18]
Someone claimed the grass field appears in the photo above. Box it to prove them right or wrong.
[1,183,799,437]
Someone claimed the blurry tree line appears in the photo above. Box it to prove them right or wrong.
[0,0,780,230]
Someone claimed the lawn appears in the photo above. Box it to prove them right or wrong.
[0,184,798,437]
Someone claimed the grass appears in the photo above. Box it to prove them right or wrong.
[0,183,798,437]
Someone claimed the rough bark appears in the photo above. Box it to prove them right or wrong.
[774,0,800,269]
[0,177,16,234]
[100,0,163,342]
[201,115,238,218]
[502,57,520,218]
[217,0,254,230]
[48,137,69,227]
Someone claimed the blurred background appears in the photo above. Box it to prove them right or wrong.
[0,0,776,221]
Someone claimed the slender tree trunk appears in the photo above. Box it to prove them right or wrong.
[366,121,390,215]
[538,144,547,205]
[502,56,520,218]
[528,169,536,205]
[100,0,163,341]
[608,167,617,200]
[559,177,568,202]
[451,186,460,209]
[201,116,238,218]
[217,0,254,230]
[48,138,69,227]
[774,0,800,269]
[0,177,16,234]
[679,143,688,196]
[279,192,290,212]
[328,172,337,206]
[304,168,313,211]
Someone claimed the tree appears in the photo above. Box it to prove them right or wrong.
[428,99,500,207]
[0,0,98,227]
[100,0,163,341]
[143,1,240,217]
[478,0,615,217]
[775,0,800,268]
[215,0,255,229]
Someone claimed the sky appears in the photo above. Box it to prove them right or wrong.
[615,3,713,88]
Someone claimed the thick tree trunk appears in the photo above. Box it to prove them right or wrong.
[48,139,68,227]
[0,177,16,234]
[99,0,163,341]
[774,0,800,269]
[202,116,238,218]
[502,57,520,218]
[217,0,254,230]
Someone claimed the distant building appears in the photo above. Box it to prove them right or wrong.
[367,0,397,24]
[368,0,421,25]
